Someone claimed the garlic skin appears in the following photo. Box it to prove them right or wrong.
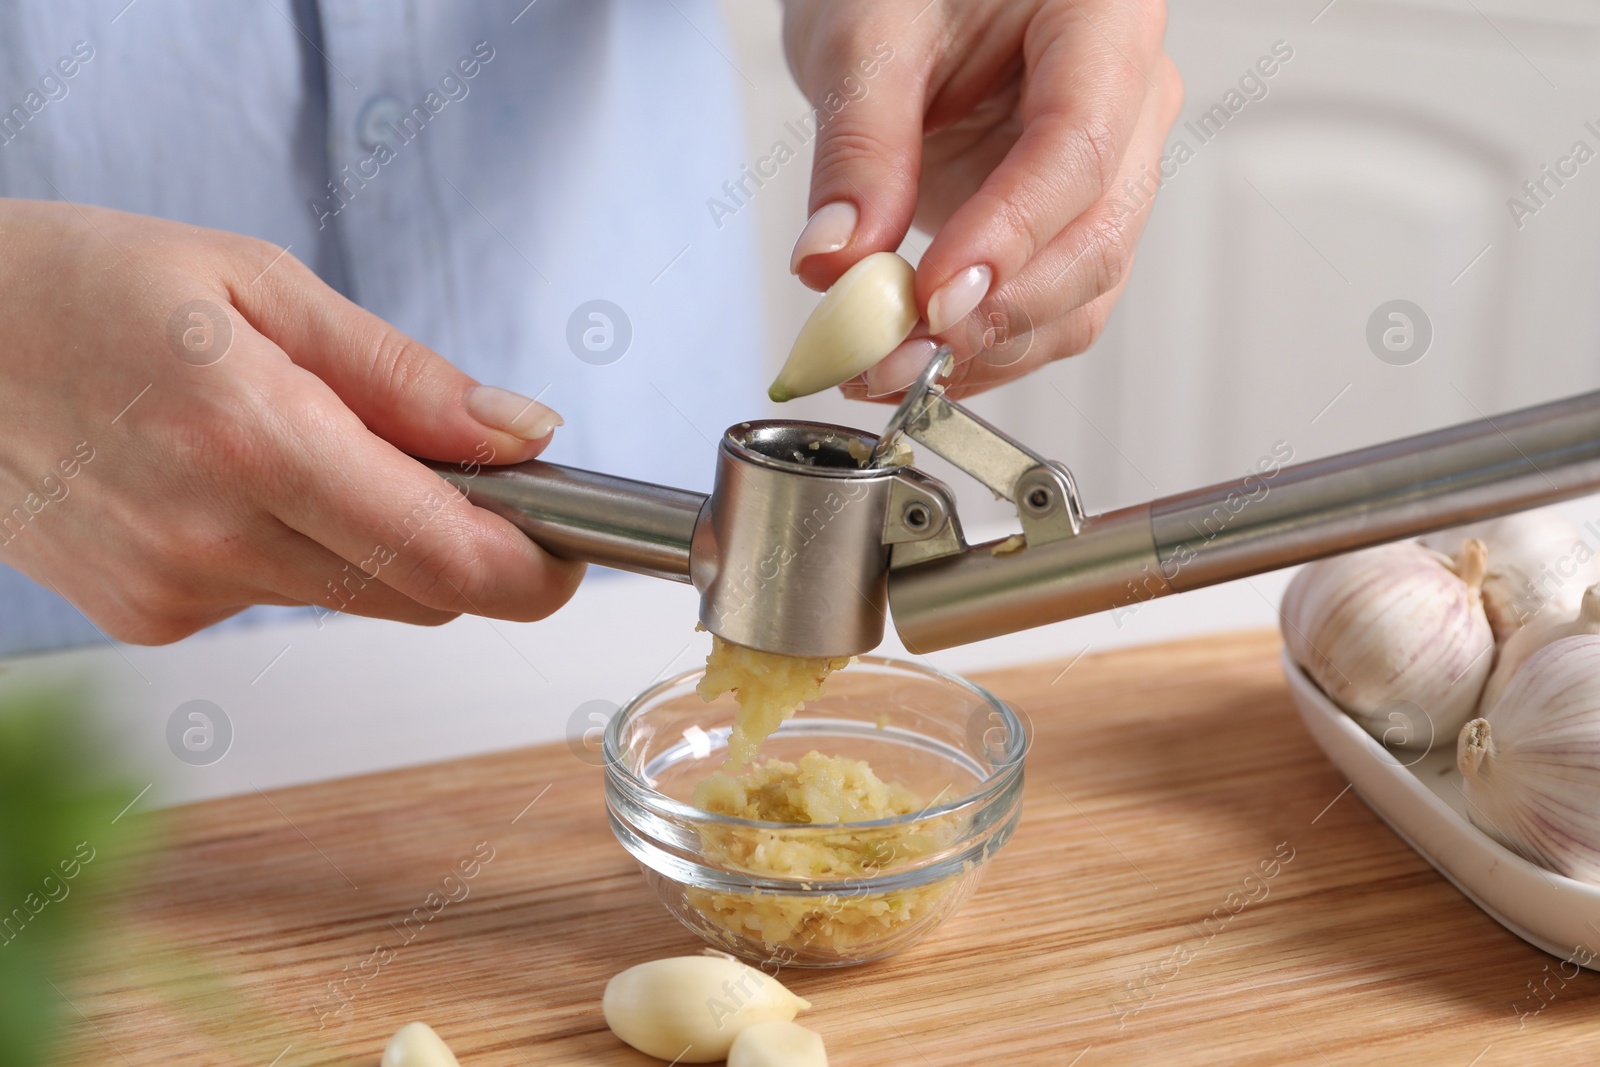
[1478,583,1600,713]
[1458,634,1600,883]
[728,1020,829,1067]
[603,954,812,1063]
[1421,509,1600,641]
[1281,539,1494,749]
[769,251,918,402]
[381,1023,460,1067]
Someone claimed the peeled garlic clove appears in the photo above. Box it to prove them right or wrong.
[1458,634,1600,882]
[603,954,812,1063]
[728,1020,829,1067]
[1479,582,1600,712]
[1282,539,1494,749]
[381,1022,460,1067]
[769,251,917,402]
[1421,508,1600,641]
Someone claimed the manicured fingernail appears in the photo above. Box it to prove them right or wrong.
[466,385,563,440]
[866,338,940,398]
[926,265,993,335]
[790,201,858,273]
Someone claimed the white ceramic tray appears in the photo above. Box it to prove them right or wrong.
[1281,648,1600,970]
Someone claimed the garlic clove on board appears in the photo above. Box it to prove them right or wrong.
[381,1022,461,1067]
[1478,582,1600,713]
[769,251,918,402]
[728,1020,830,1067]
[1421,508,1600,641]
[1458,634,1600,883]
[603,954,812,1063]
[1281,539,1495,750]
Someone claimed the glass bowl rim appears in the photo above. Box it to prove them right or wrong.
[603,653,1027,832]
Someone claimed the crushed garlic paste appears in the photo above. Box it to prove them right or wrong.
[691,638,966,955]
[690,752,962,955]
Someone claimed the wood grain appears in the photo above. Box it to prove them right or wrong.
[58,630,1600,1065]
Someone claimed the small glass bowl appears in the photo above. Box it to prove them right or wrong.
[603,656,1027,968]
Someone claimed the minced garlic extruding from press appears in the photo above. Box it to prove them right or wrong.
[692,635,970,955]
[696,634,852,771]
[843,435,913,468]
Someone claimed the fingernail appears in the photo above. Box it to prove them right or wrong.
[790,201,858,273]
[866,338,940,398]
[926,265,993,335]
[466,385,563,440]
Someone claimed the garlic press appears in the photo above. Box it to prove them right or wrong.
[431,350,1600,657]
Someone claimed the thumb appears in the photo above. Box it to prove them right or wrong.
[790,38,926,291]
[231,251,559,464]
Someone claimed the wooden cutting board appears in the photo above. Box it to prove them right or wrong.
[59,630,1600,1066]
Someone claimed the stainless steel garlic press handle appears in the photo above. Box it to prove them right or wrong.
[428,460,705,584]
[888,384,1600,651]
[426,378,1080,659]
[425,365,1600,660]
[428,420,943,660]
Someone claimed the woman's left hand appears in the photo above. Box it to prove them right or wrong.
[781,0,1182,399]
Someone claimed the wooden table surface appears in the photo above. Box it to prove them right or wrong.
[60,630,1600,1065]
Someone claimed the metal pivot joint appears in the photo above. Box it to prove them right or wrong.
[874,350,1084,556]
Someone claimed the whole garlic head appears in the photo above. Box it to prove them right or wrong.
[1478,582,1600,714]
[1421,508,1600,641]
[1282,539,1494,749]
[1458,634,1600,883]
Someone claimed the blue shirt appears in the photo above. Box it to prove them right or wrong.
[0,1,764,656]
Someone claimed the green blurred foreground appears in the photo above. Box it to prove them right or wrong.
[0,689,137,1067]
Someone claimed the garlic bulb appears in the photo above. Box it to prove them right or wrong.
[769,251,917,401]
[1421,508,1600,641]
[381,1023,460,1067]
[1281,539,1494,749]
[729,1020,830,1067]
[1458,634,1600,883]
[1478,582,1600,713]
[603,953,812,1063]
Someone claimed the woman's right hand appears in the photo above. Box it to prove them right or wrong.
[0,199,584,644]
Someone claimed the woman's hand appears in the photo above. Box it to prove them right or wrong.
[782,0,1181,399]
[0,200,582,644]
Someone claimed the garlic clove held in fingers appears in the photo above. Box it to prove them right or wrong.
[1281,539,1494,749]
[769,251,918,402]
[1478,582,1600,713]
[1421,508,1600,641]
[1458,634,1600,883]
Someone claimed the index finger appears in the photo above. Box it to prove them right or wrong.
[917,0,1165,330]
[265,373,584,622]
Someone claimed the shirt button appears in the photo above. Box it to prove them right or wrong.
[356,95,406,150]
